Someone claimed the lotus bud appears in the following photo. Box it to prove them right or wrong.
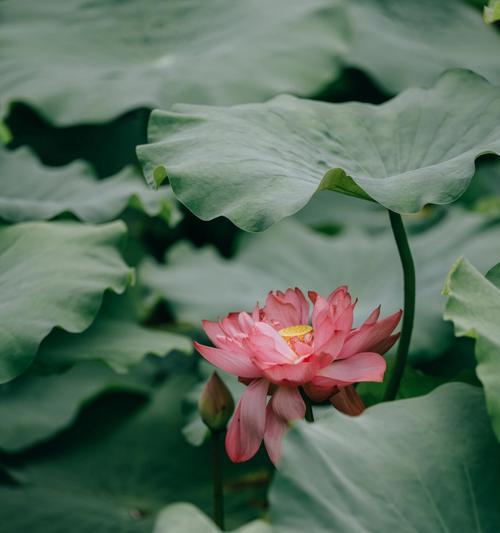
[330,385,365,417]
[198,372,235,432]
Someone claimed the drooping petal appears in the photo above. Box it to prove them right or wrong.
[247,322,297,364]
[330,385,365,416]
[225,378,269,463]
[194,342,262,379]
[271,386,305,421]
[303,381,338,403]
[263,288,309,329]
[263,402,288,466]
[340,310,402,358]
[315,352,387,385]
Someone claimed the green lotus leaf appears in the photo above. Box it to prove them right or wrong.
[0,0,349,125]
[153,503,270,533]
[138,70,500,232]
[0,375,271,532]
[444,257,500,440]
[0,362,150,453]
[141,208,500,363]
[0,221,133,383]
[346,0,500,93]
[270,384,500,532]
[0,147,179,224]
[34,292,192,373]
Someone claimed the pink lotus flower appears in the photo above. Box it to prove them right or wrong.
[194,287,401,465]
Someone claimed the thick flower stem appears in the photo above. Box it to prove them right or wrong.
[299,387,315,422]
[211,429,225,530]
[384,211,416,401]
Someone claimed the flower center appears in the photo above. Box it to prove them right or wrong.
[278,324,313,341]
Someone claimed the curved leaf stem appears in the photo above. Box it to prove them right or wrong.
[384,211,416,401]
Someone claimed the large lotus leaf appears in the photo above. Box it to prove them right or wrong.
[35,292,192,373]
[0,221,132,382]
[153,503,270,533]
[0,0,349,126]
[139,70,500,231]
[346,0,500,93]
[269,384,500,532]
[141,208,500,363]
[0,362,150,453]
[444,258,500,440]
[0,375,271,533]
[0,148,179,224]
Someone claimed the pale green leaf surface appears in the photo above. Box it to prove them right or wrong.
[0,362,149,453]
[139,70,500,231]
[0,375,271,532]
[346,0,500,92]
[444,257,500,440]
[270,384,500,532]
[153,503,271,533]
[35,293,192,373]
[0,147,178,224]
[141,208,500,363]
[0,0,349,125]
[0,221,132,382]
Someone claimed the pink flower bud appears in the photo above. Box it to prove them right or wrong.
[198,372,235,432]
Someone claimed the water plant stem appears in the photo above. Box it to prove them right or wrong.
[212,429,225,530]
[384,211,416,401]
[299,387,315,422]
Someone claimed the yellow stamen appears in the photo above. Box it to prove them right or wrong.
[279,324,313,341]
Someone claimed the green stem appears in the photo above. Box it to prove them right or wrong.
[383,211,416,402]
[212,429,225,530]
[299,387,314,422]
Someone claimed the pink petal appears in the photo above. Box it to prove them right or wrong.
[303,381,338,403]
[364,305,381,326]
[327,285,350,307]
[311,295,353,353]
[314,329,347,360]
[263,403,288,466]
[315,352,387,385]
[201,320,226,347]
[260,353,331,386]
[194,342,262,379]
[330,385,365,416]
[340,310,402,358]
[271,386,305,421]
[370,333,400,354]
[225,379,269,463]
[263,288,309,329]
[247,322,296,364]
